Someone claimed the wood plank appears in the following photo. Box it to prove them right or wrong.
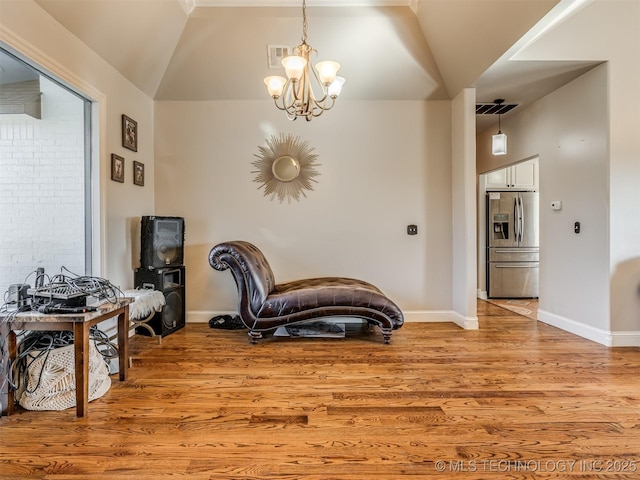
[2,301,640,479]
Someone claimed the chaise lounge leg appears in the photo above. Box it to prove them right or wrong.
[248,330,262,344]
[382,328,392,344]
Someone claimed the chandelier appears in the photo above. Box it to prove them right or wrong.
[263,0,345,121]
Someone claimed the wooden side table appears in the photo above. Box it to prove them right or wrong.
[1,298,132,417]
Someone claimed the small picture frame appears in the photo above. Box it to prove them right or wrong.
[111,154,124,183]
[122,114,138,152]
[133,161,145,186]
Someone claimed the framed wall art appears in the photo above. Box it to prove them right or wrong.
[122,114,138,152]
[111,154,124,183]
[133,161,144,186]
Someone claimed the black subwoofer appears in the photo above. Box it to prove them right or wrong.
[140,216,185,269]
[134,266,185,337]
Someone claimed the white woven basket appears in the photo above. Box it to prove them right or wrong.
[18,341,111,411]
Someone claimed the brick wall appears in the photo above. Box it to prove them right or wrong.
[0,76,86,298]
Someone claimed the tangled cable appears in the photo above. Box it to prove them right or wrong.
[9,327,116,395]
[29,266,123,309]
[0,267,123,406]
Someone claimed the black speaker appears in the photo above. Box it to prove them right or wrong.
[134,266,185,337]
[140,216,184,269]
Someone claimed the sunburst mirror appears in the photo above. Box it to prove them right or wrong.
[252,133,320,203]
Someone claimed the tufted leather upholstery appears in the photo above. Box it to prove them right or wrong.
[209,241,404,344]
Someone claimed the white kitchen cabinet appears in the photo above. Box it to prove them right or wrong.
[485,158,538,191]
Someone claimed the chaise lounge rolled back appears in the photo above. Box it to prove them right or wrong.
[208,241,404,344]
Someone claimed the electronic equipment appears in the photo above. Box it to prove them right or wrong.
[36,304,97,314]
[26,268,90,309]
[7,284,31,309]
[35,267,45,288]
[134,266,185,337]
[140,216,185,269]
[27,284,88,308]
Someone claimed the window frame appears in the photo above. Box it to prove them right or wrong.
[0,39,106,279]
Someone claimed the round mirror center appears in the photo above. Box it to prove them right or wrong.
[272,155,300,182]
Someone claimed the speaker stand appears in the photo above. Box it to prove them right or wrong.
[108,289,165,367]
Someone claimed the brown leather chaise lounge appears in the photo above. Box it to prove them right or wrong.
[208,241,404,344]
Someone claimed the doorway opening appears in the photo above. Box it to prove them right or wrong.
[477,156,540,319]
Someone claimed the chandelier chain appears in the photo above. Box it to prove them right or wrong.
[301,0,308,44]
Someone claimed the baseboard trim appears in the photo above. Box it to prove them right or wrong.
[538,309,640,347]
[606,331,640,347]
[187,310,478,329]
[452,313,479,330]
[124,310,637,346]
[188,311,224,324]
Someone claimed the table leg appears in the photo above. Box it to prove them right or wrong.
[6,330,17,416]
[73,322,90,417]
[117,305,129,381]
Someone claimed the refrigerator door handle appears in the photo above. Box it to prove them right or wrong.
[495,264,538,268]
[519,196,525,243]
[514,198,520,241]
[493,249,539,253]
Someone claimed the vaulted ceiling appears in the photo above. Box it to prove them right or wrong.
[30,0,599,132]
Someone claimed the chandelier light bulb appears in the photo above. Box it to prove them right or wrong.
[282,56,307,81]
[315,61,340,85]
[491,99,508,155]
[264,76,287,98]
[327,76,345,98]
[492,132,507,155]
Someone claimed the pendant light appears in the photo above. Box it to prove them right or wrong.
[492,99,507,156]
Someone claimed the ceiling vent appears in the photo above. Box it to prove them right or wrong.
[267,45,291,69]
[0,78,42,119]
[476,102,518,115]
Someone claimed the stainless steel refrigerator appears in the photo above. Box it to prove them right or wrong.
[487,191,539,298]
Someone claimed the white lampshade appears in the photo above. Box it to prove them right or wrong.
[264,76,287,98]
[492,132,507,155]
[315,61,340,85]
[327,76,345,98]
[282,55,307,81]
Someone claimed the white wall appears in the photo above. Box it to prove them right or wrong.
[154,99,455,322]
[451,88,478,328]
[513,0,640,283]
[2,0,462,329]
[478,64,609,336]
[3,0,637,345]
[0,0,156,291]
[477,0,640,345]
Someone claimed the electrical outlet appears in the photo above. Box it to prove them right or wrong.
[407,224,418,235]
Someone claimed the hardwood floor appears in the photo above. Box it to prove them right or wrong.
[2,301,640,479]
[485,298,539,320]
